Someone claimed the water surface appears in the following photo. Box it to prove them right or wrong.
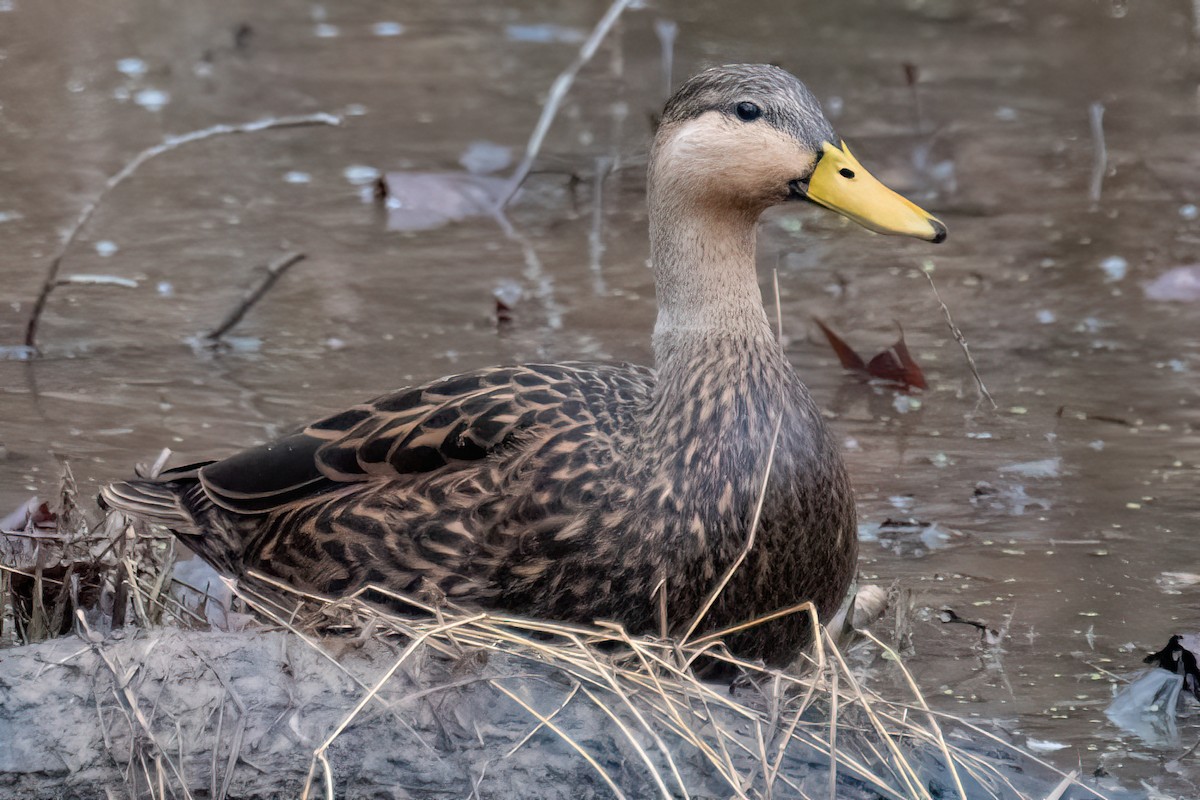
[2,0,1198,793]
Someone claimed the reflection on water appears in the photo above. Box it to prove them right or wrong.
[1,0,1198,792]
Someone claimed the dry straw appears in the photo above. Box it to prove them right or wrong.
[2,468,1112,800]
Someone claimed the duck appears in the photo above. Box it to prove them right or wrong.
[101,64,945,666]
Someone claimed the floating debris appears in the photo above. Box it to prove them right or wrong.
[938,608,1004,645]
[343,164,381,185]
[1099,255,1128,282]
[116,57,148,77]
[1144,264,1200,302]
[1025,738,1069,753]
[972,481,1051,516]
[505,23,586,43]
[133,88,170,111]
[1156,572,1200,593]
[858,517,960,557]
[59,274,138,288]
[283,170,312,184]
[998,457,1061,479]
[814,318,927,390]
[0,346,36,361]
[459,140,513,175]
[94,240,118,257]
[314,23,340,38]
[375,171,506,232]
[371,21,404,36]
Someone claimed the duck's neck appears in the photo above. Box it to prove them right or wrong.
[648,193,773,363]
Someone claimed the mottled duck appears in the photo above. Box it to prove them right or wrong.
[102,64,946,665]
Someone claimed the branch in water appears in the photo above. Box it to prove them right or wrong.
[22,113,340,352]
[203,252,307,343]
[495,0,635,210]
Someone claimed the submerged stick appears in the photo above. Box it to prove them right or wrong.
[495,0,634,209]
[1088,102,1106,208]
[922,264,997,409]
[203,252,307,342]
[22,113,340,352]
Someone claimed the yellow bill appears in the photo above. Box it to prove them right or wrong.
[807,141,946,243]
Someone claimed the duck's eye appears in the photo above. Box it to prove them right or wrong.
[735,101,762,122]
[838,168,856,179]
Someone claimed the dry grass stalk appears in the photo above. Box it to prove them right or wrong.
[4,474,1112,799]
[211,570,1110,800]
[2,467,202,646]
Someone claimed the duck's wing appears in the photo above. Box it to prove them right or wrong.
[193,362,652,516]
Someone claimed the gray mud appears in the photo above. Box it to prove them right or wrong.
[0,628,1135,800]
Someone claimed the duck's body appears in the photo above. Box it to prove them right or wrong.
[102,65,944,665]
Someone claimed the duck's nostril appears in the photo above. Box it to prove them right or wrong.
[838,168,855,179]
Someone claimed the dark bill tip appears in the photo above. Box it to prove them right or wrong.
[929,218,948,244]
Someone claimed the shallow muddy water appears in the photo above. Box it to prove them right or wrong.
[2,0,1199,794]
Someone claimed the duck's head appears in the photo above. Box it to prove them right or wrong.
[650,64,946,243]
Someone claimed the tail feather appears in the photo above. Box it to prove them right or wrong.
[99,474,211,533]
[100,469,255,575]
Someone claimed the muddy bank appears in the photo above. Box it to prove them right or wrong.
[0,627,1137,800]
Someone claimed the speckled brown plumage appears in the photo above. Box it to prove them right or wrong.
[100,64,946,666]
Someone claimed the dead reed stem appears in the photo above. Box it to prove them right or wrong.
[496,0,635,208]
[22,112,339,352]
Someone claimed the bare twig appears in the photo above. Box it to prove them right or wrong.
[23,112,340,351]
[203,252,307,342]
[654,19,679,99]
[1088,102,1106,209]
[922,263,997,409]
[495,0,634,209]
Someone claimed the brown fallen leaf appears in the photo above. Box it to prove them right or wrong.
[814,318,927,390]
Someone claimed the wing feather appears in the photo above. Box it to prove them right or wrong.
[195,364,632,516]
